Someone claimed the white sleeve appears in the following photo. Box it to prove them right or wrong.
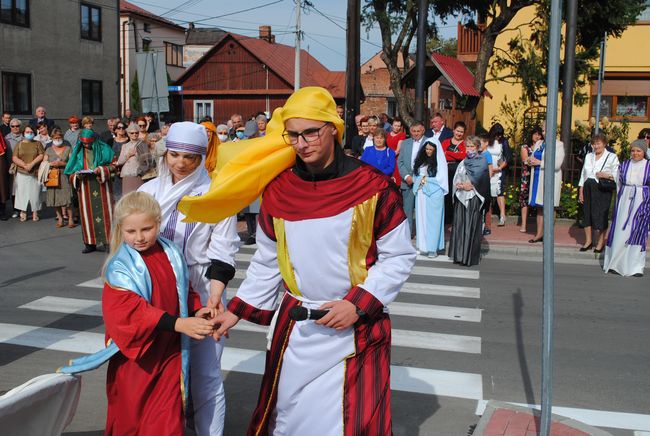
[234,225,283,311]
[357,220,416,306]
[207,215,239,267]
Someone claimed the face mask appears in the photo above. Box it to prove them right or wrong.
[52,139,63,146]
[236,131,245,140]
[24,133,34,140]
[217,134,228,142]
[466,150,478,159]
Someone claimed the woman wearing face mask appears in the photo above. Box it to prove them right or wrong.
[43,128,74,227]
[12,125,45,222]
[234,126,246,141]
[216,124,229,144]
[138,122,239,436]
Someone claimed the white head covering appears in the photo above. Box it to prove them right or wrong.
[165,121,208,155]
[421,137,449,195]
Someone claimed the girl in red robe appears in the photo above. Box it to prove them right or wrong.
[101,191,215,436]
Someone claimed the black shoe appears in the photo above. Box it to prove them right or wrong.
[593,246,604,254]
[0,215,8,221]
[528,237,543,243]
[579,244,593,252]
[82,244,97,254]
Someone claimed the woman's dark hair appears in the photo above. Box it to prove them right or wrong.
[413,141,438,177]
[527,126,544,146]
[487,123,505,145]
[453,121,466,130]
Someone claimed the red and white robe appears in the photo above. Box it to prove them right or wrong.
[71,148,115,246]
[228,163,416,435]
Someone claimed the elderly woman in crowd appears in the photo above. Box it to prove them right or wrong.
[12,125,45,221]
[136,117,148,140]
[43,128,74,227]
[412,137,448,258]
[448,136,490,266]
[519,127,543,233]
[360,128,396,176]
[527,133,565,244]
[5,118,23,151]
[604,139,650,276]
[139,122,238,436]
[216,124,229,143]
[64,116,81,146]
[117,123,144,194]
[256,114,267,137]
[81,116,94,130]
[578,133,619,252]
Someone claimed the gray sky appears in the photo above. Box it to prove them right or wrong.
[130,0,458,71]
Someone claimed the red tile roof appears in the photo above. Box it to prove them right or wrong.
[234,35,346,98]
[120,1,184,31]
[430,53,481,97]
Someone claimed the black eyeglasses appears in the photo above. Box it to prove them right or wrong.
[282,123,329,145]
[115,126,125,130]
[10,125,20,128]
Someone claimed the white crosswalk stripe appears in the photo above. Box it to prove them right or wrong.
[20,296,482,354]
[8,258,486,402]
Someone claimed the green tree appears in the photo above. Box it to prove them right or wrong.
[130,72,142,114]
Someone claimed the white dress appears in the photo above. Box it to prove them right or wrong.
[603,159,649,276]
[139,163,239,436]
[488,141,503,197]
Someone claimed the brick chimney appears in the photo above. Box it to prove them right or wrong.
[259,25,274,43]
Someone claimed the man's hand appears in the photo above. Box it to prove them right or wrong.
[174,317,215,340]
[207,280,226,314]
[211,311,240,341]
[315,300,359,330]
[404,175,413,186]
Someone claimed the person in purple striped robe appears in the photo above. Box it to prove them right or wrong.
[139,122,240,435]
[604,139,650,277]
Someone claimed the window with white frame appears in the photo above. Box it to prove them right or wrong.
[194,100,213,123]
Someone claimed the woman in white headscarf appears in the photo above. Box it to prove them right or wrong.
[139,121,239,436]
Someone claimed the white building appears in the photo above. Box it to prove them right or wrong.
[119,0,186,115]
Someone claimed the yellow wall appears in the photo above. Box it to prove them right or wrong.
[477,6,650,142]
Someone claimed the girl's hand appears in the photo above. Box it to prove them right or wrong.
[315,300,359,330]
[579,187,584,204]
[174,317,215,340]
[211,311,239,341]
[195,307,217,320]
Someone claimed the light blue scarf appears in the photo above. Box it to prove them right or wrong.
[58,237,191,409]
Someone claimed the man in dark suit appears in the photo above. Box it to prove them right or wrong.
[397,121,427,235]
[425,112,453,143]
[28,106,55,131]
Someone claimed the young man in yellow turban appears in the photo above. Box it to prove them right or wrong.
[179,87,416,435]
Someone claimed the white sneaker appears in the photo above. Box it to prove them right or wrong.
[498,216,506,226]
[427,252,438,259]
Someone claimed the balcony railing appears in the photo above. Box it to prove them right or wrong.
[457,22,484,62]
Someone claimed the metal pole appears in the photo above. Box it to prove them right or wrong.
[414,0,427,122]
[560,0,577,162]
[294,0,301,91]
[151,52,161,128]
[540,0,563,434]
[344,0,360,146]
[594,32,607,134]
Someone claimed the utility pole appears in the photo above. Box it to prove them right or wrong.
[540,0,563,434]
[414,0,427,122]
[294,0,302,91]
[560,0,577,163]
[594,32,607,134]
[344,0,361,146]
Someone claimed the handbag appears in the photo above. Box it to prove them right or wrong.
[8,163,17,175]
[45,167,61,188]
[596,154,616,192]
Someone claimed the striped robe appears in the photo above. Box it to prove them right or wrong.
[228,162,416,435]
[72,148,115,246]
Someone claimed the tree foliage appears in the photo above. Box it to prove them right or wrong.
[362,0,646,124]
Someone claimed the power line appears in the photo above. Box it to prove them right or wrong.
[159,0,204,18]
[190,0,286,25]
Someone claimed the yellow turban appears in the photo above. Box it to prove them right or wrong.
[178,86,344,223]
[201,121,220,174]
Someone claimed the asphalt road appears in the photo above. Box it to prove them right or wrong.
[1,216,649,435]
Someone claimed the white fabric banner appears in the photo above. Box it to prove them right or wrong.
[0,373,81,436]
